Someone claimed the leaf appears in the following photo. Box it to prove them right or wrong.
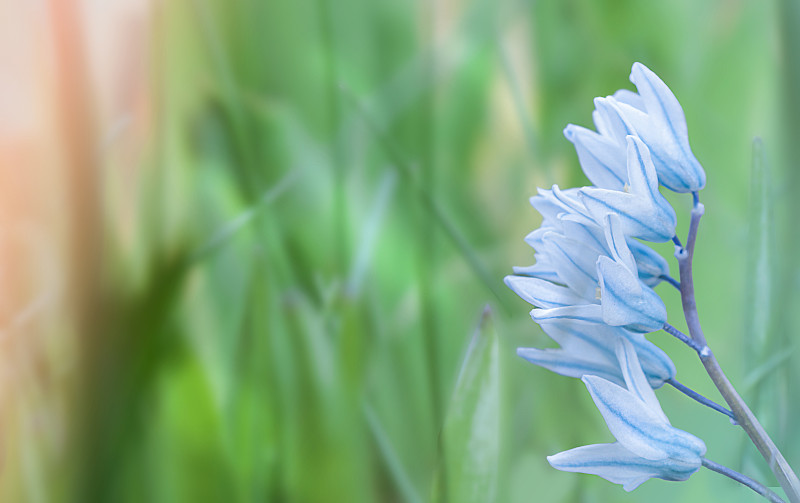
[443,306,501,503]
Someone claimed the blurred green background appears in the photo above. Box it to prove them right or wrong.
[3,0,800,501]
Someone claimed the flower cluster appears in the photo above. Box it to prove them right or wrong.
[507,63,707,490]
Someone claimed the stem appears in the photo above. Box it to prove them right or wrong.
[663,323,704,353]
[702,458,786,503]
[678,193,800,503]
[666,378,736,422]
[660,274,681,290]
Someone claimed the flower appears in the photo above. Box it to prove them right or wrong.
[516,186,671,287]
[563,97,632,191]
[564,62,706,193]
[546,338,706,491]
[516,317,675,387]
[578,136,676,242]
[505,212,667,333]
[612,62,706,192]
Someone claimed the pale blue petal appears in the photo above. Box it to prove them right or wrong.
[517,347,623,385]
[622,331,676,387]
[529,193,563,223]
[524,227,551,250]
[560,217,608,254]
[602,213,637,275]
[628,239,670,286]
[531,304,604,325]
[615,338,668,423]
[504,275,587,308]
[597,257,667,333]
[613,103,699,192]
[538,319,619,364]
[614,65,707,193]
[583,375,706,463]
[564,123,627,190]
[629,62,687,140]
[547,442,660,491]
[592,108,611,136]
[582,375,670,460]
[579,138,677,242]
[534,319,675,387]
[541,233,600,299]
[594,97,636,145]
[612,88,646,111]
[579,188,667,242]
[531,186,587,221]
[625,136,677,229]
[512,264,560,282]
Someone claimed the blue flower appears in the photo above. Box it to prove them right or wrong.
[519,184,672,287]
[627,238,670,287]
[547,339,706,491]
[579,136,677,242]
[505,213,667,333]
[563,97,632,191]
[516,318,675,387]
[612,62,706,192]
[564,63,705,193]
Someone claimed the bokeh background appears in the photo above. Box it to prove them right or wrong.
[2,0,800,501]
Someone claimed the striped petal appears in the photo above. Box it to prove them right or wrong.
[547,442,660,491]
[504,275,588,308]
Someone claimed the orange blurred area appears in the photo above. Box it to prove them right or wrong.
[0,1,152,498]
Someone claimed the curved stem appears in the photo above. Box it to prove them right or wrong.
[660,274,681,290]
[666,378,736,422]
[702,458,786,503]
[678,193,800,503]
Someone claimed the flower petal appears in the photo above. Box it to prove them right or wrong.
[547,442,659,491]
[625,136,677,228]
[564,123,627,190]
[532,319,675,387]
[511,264,560,283]
[541,233,600,299]
[629,62,687,140]
[622,331,676,387]
[608,63,707,193]
[615,338,669,423]
[504,275,587,308]
[581,375,670,460]
[597,256,667,333]
[602,213,637,276]
[628,239,670,286]
[583,374,706,463]
[531,304,604,325]
[517,347,623,386]
[611,88,645,111]
[560,216,608,254]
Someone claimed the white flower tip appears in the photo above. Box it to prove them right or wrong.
[592,96,607,109]
[630,62,650,82]
[581,374,600,388]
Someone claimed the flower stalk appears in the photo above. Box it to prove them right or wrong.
[702,458,786,503]
[677,193,800,503]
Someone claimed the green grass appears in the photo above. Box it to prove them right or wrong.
[14,0,800,502]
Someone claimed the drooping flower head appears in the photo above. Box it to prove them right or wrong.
[546,339,706,490]
[564,62,705,193]
[516,317,675,388]
[505,211,667,333]
[509,62,711,495]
